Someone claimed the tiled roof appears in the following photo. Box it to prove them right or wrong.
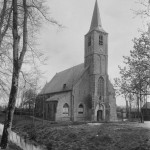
[40,63,86,94]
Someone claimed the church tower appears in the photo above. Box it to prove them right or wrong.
[84,0,109,121]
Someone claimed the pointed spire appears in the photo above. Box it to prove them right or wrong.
[90,0,102,31]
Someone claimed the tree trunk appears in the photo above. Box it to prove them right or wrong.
[29,101,31,116]
[129,101,131,121]
[126,100,128,118]
[0,71,19,149]
[42,96,44,125]
[0,0,19,148]
[0,0,7,47]
[0,0,29,148]
[140,94,144,123]
[137,95,140,121]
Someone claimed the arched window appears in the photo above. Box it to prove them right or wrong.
[78,104,84,114]
[63,103,69,115]
[99,35,103,45]
[97,77,104,100]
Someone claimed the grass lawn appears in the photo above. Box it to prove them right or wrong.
[0,113,150,150]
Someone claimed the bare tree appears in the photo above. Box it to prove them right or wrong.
[0,0,62,148]
[0,0,26,148]
[21,88,37,113]
[0,0,12,48]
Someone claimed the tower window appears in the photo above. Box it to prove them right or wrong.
[99,35,103,45]
[88,36,91,46]
[98,77,104,102]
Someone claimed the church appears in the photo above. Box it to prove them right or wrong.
[35,0,117,122]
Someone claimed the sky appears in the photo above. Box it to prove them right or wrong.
[38,0,147,106]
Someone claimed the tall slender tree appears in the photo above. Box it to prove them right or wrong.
[0,0,62,148]
[0,0,26,148]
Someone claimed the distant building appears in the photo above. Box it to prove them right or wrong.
[142,102,150,121]
[35,0,117,122]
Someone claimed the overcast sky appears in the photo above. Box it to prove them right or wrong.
[38,0,147,106]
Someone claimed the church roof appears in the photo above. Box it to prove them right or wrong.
[40,63,87,95]
[89,0,106,33]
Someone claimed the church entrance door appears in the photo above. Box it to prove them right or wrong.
[97,110,103,121]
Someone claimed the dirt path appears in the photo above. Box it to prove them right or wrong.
[141,121,150,128]
[132,121,150,129]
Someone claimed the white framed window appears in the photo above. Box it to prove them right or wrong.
[63,103,69,115]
